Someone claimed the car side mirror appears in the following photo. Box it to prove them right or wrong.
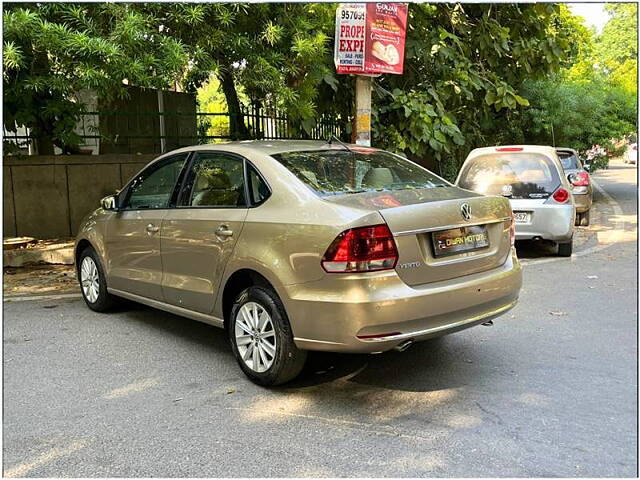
[101,195,118,211]
[583,165,590,173]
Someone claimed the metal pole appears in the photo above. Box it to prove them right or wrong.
[354,75,372,147]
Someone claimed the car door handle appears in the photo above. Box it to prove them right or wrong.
[215,225,234,238]
[146,223,159,234]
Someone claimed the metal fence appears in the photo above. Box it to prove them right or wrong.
[3,106,349,155]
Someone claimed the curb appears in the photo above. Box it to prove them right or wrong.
[4,292,82,302]
[3,246,74,268]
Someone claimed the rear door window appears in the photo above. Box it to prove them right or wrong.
[458,153,561,199]
[247,164,271,205]
[557,151,582,170]
[179,152,246,207]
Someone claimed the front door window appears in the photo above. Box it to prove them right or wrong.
[123,154,188,210]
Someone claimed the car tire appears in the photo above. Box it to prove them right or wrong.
[78,246,119,312]
[557,239,573,257]
[579,210,590,227]
[229,286,307,386]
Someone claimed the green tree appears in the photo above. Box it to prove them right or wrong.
[597,4,637,66]
[197,75,239,140]
[143,3,339,139]
[3,3,187,154]
[367,3,579,178]
[518,77,636,152]
[512,2,637,163]
[595,3,638,95]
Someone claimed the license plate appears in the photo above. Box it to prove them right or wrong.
[431,225,490,258]
[513,211,530,223]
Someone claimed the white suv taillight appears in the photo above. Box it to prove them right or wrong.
[321,224,398,273]
[552,187,570,203]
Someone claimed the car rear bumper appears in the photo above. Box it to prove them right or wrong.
[573,192,592,213]
[513,203,575,241]
[284,248,522,353]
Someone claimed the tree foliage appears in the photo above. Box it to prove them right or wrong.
[595,3,638,95]
[3,2,635,172]
[3,3,187,153]
[517,77,636,152]
[512,3,637,162]
[141,3,338,139]
[368,3,579,178]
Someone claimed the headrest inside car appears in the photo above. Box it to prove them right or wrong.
[363,167,393,188]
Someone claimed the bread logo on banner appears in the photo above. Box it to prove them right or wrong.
[371,41,400,66]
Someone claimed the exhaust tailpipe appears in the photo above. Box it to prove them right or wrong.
[394,339,414,352]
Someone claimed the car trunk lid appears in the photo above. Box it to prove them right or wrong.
[323,187,513,286]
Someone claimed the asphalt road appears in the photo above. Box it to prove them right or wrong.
[3,160,637,477]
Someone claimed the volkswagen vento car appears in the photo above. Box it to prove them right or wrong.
[76,140,522,385]
[456,145,576,256]
[556,147,592,226]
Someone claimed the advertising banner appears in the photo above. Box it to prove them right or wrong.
[334,3,408,75]
[363,3,408,75]
[334,3,367,74]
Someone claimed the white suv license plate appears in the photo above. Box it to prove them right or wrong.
[513,211,531,223]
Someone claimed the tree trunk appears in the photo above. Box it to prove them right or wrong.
[35,136,55,155]
[218,66,251,140]
[33,115,55,155]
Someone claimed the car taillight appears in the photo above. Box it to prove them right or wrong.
[569,171,590,186]
[509,212,516,246]
[321,224,398,273]
[552,187,570,203]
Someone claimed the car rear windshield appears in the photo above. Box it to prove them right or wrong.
[271,149,448,196]
[457,152,561,199]
[557,151,581,170]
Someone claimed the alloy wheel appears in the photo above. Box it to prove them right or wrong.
[80,256,100,303]
[234,302,277,373]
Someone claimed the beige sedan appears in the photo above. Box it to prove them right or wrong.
[75,141,522,385]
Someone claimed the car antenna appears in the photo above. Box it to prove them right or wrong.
[327,134,353,152]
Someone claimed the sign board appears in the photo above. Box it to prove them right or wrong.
[334,3,408,75]
[334,4,367,74]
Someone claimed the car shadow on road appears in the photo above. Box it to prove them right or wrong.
[115,301,498,394]
[286,334,499,394]
[514,239,558,258]
[119,300,231,353]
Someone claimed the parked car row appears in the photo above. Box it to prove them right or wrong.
[75,139,589,385]
[555,148,592,226]
[456,145,592,255]
[624,143,637,165]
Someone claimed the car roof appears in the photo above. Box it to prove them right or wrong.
[467,145,558,158]
[161,140,373,158]
[555,147,578,155]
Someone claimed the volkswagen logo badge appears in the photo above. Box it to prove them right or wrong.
[460,203,472,221]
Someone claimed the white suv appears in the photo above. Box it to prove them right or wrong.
[456,145,576,256]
